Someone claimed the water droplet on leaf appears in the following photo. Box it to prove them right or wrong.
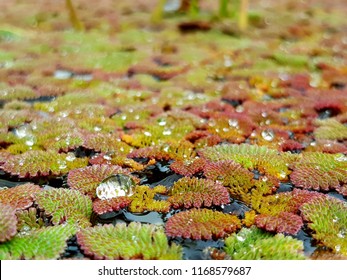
[96,174,135,200]
[261,129,274,141]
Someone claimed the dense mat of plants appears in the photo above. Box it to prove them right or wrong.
[0,0,347,260]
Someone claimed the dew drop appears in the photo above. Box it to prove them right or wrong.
[335,154,347,162]
[157,118,167,126]
[236,235,246,242]
[163,129,172,135]
[15,124,34,139]
[335,245,341,252]
[144,131,152,137]
[261,129,274,141]
[96,174,135,200]
[57,159,67,170]
[93,126,102,132]
[25,135,36,146]
[65,152,76,162]
[228,119,239,128]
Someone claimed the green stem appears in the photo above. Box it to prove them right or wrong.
[219,0,229,18]
[238,0,249,31]
[65,0,84,31]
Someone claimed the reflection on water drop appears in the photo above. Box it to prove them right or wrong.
[228,119,239,128]
[96,174,135,200]
[163,128,172,135]
[57,159,67,170]
[335,154,347,162]
[25,135,36,146]
[261,129,274,141]
[14,124,32,139]
[65,152,76,162]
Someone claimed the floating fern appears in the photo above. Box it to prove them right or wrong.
[290,152,347,192]
[0,203,17,243]
[0,224,76,260]
[224,226,306,260]
[0,183,41,210]
[77,223,182,260]
[199,143,292,179]
[168,177,230,209]
[35,188,92,228]
[1,150,88,177]
[67,164,131,198]
[301,196,347,255]
[165,209,241,240]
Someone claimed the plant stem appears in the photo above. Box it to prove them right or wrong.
[65,0,84,31]
[238,0,249,31]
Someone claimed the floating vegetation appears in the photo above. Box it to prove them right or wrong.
[165,209,241,240]
[76,222,182,260]
[0,0,347,261]
[224,227,306,260]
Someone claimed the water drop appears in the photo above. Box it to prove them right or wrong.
[163,128,172,136]
[25,135,36,146]
[335,154,347,162]
[93,126,102,132]
[228,119,239,128]
[157,118,167,126]
[14,124,32,139]
[335,245,341,252]
[65,152,76,162]
[261,129,274,141]
[57,159,67,170]
[103,153,113,160]
[96,174,135,200]
[236,235,245,242]
[337,229,345,238]
[144,131,152,137]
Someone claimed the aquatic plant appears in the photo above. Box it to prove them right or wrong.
[92,197,133,215]
[77,222,182,260]
[314,119,347,141]
[16,207,45,232]
[0,203,17,242]
[35,188,92,228]
[254,212,303,235]
[290,152,347,192]
[67,164,131,198]
[82,132,132,154]
[224,226,306,260]
[301,196,347,255]
[203,160,279,208]
[199,143,292,180]
[169,157,206,176]
[128,185,170,213]
[0,183,41,210]
[168,177,230,209]
[165,208,241,240]
[1,150,88,178]
[0,224,76,260]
